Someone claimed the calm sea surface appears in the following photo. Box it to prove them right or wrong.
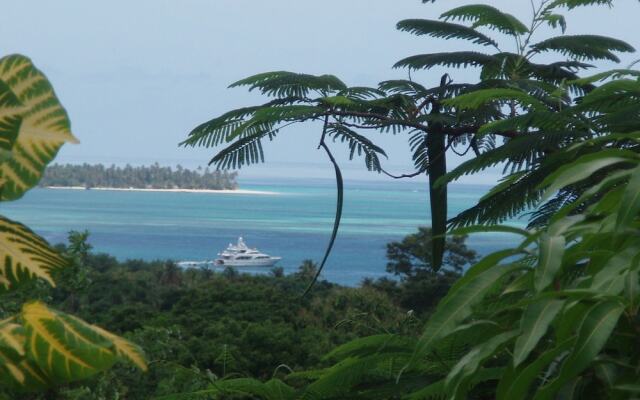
[1,179,523,286]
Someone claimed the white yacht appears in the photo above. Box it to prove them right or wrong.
[214,237,281,267]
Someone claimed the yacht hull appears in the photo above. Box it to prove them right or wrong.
[215,257,281,267]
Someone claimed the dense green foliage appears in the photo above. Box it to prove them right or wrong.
[386,227,476,278]
[40,163,238,190]
[0,235,460,399]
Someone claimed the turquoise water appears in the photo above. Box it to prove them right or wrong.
[0,179,522,286]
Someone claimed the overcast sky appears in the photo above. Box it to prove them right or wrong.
[2,0,638,183]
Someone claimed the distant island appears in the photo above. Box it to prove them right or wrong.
[40,163,238,190]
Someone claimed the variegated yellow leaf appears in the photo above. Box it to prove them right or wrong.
[0,215,69,288]
[22,302,116,383]
[91,324,148,371]
[0,319,49,390]
[0,318,24,355]
[0,78,24,163]
[0,54,78,200]
[0,348,50,390]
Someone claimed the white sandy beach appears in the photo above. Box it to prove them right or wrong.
[44,186,279,195]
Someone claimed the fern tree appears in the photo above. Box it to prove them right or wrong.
[183,0,633,273]
[0,55,147,394]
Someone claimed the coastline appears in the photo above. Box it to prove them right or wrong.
[43,186,279,195]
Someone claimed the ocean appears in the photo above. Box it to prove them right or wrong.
[1,178,523,286]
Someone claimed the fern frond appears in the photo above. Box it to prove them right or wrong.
[440,5,529,36]
[531,35,635,62]
[447,167,548,227]
[568,69,640,86]
[394,52,496,70]
[528,189,579,228]
[548,0,613,10]
[576,79,640,113]
[397,19,499,48]
[445,88,547,111]
[442,129,591,186]
[209,131,271,169]
[378,80,430,97]
[230,71,347,98]
[181,97,309,148]
[326,124,387,172]
[337,86,386,100]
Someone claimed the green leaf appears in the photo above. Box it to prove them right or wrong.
[446,330,519,397]
[497,339,575,400]
[405,379,445,400]
[624,268,639,313]
[513,299,565,367]
[397,19,499,47]
[534,301,625,399]
[616,166,640,229]
[534,234,566,292]
[0,55,78,201]
[449,249,521,295]
[0,214,69,289]
[539,150,638,200]
[440,4,529,35]
[414,262,519,360]
[613,384,640,394]
[323,334,413,361]
[502,270,533,295]
[589,247,637,296]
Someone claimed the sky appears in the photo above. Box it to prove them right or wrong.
[2,0,639,183]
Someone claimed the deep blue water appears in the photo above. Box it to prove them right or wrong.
[0,178,523,286]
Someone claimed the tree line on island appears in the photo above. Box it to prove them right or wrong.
[40,163,238,190]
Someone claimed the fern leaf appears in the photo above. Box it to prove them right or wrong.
[548,0,613,10]
[378,80,429,96]
[181,97,308,148]
[440,5,529,36]
[326,124,386,172]
[531,35,635,62]
[230,71,347,98]
[445,88,547,111]
[397,19,499,48]
[394,52,496,70]
[210,131,270,169]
